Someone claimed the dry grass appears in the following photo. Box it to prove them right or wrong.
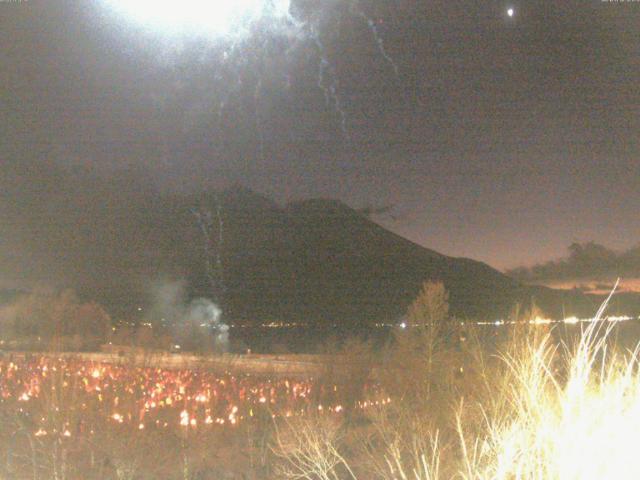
[3,286,640,478]
[458,290,640,480]
[275,286,640,480]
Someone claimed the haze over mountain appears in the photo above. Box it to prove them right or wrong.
[3,162,616,324]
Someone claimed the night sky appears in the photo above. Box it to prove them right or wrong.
[2,0,639,288]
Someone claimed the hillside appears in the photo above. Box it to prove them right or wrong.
[138,188,599,326]
[2,172,612,325]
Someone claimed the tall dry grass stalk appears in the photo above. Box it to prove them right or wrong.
[459,280,640,479]
[273,415,357,480]
[278,281,640,479]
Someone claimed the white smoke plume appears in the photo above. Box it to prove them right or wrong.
[148,279,229,351]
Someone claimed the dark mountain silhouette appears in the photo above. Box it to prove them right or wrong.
[2,168,621,325]
[138,187,603,326]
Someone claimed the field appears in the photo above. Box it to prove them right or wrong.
[2,307,640,478]
[0,351,390,479]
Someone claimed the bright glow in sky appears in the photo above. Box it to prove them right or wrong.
[104,0,293,37]
[507,7,514,17]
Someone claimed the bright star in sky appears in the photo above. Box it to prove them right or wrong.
[507,7,514,17]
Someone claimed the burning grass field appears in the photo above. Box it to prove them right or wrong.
[2,298,640,478]
[0,353,387,478]
[0,356,386,432]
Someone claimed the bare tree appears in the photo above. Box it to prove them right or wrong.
[406,281,450,390]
